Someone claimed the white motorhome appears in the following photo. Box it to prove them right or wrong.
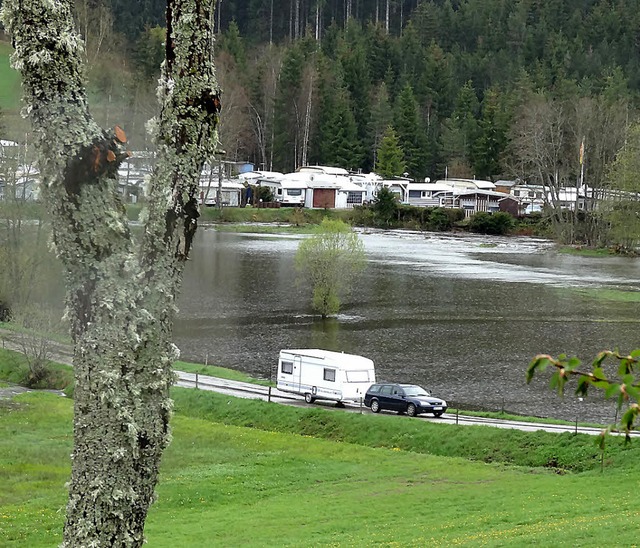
[276,349,376,405]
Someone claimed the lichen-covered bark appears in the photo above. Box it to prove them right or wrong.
[0,1,218,546]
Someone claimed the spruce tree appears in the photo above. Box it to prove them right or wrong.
[394,83,428,180]
[376,126,405,178]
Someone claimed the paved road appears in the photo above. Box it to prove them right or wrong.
[175,370,640,438]
[2,329,637,438]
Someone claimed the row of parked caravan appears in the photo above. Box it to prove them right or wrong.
[276,349,448,418]
[238,166,379,209]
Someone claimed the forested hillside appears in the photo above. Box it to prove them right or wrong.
[2,0,640,187]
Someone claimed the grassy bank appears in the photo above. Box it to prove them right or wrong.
[2,390,640,547]
[0,349,270,394]
[557,287,640,304]
[172,388,635,473]
[0,41,20,111]
[174,359,271,385]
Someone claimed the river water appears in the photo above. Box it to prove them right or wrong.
[175,228,640,424]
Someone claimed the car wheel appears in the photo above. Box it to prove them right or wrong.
[433,411,444,418]
[304,393,315,404]
[370,399,381,413]
[406,403,417,417]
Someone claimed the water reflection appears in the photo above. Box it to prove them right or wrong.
[176,228,640,423]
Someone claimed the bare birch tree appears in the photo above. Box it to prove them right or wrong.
[508,93,575,241]
[1,1,220,546]
[73,0,115,65]
[247,46,282,170]
[300,62,317,167]
[509,91,630,245]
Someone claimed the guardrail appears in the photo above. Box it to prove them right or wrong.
[175,371,370,412]
[174,371,640,436]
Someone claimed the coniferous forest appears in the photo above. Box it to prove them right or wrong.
[2,0,640,186]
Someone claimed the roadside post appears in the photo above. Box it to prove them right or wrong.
[575,397,583,434]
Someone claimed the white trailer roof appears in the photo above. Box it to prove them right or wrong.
[436,178,496,190]
[297,165,350,176]
[239,170,283,181]
[281,349,374,368]
[408,182,453,192]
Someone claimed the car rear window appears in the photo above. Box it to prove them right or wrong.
[368,384,381,393]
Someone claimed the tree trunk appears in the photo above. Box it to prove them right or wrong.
[385,0,390,34]
[301,69,314,167]
[1,1,219,546]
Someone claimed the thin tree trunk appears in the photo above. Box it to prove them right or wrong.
[1,1,219,546]
[301,71,314,167]
[385,0,390,34]
[270,0,274,44]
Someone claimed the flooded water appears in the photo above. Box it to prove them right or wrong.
[176,228,640,423]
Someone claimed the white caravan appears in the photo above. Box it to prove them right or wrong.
[276,349,376,405]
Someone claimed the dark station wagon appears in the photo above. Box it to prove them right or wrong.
[364,383,447,417]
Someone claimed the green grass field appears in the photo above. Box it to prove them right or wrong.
[2,389,640,546]
[0,41,20,112]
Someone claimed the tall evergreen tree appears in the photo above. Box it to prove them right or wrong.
[441,81,480,177]
[473,88,509,180]
[339,21,373,169]
[218,20,247,69]
[314,77,364,169]
[376,125,405,177]
[368,82,394,168]
[394,83,428,180]
[272,43,307,171]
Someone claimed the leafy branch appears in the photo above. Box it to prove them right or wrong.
[527,350,640,442]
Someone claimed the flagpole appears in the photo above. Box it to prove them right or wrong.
[579,137,585,210]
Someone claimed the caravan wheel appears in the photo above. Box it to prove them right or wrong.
[304,393,315,404]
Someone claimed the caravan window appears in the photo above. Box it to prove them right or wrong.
[346,370,371,382]
[323,368,336,382]
[287,189,302,196]
[281,361,293,374]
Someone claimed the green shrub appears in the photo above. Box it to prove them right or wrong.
[0,349,74,396]
[469,211,516,235]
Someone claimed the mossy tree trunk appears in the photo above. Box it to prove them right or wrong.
[1,1,219,546]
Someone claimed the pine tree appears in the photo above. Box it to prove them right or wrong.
[368,82,394,168]
[441,81,480,176]
[394,83,428,180]
[375,126,405,177]
[312,61,364,170]
[272,43,307,170]
[473,87,508,180]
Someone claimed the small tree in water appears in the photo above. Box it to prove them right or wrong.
[295,219,366,318]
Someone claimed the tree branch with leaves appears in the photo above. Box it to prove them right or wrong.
[527,350,640,441]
